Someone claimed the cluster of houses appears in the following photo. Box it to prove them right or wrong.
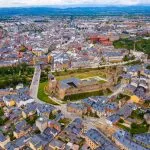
[106,103,137,125]
[67,96,119,117]
[85,128,118,150]
[113,130,150,150]
[49,46,127,71]
[121,64,150,102]
[0,85,122,150]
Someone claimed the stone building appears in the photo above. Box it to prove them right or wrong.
[48,73,113,100]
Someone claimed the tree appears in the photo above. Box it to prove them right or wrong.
[119,119,124,123]
[0,108,4,116]
[0,117,5,126]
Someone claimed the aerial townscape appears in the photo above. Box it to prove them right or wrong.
[0,3,150,150]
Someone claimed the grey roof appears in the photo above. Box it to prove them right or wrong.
[113,130,149,150]
[67,103,86,110]
[65,118,83,135]
[125,65,142,73]
[29,133,53,149]
[60,78,80,89]
[82,96,109,112]
[0,132,6,142]
[117,103,136,118]
[5,135,30,150]
[43,127,58,136]
[23,102,37,114]
[50,139,65,148]
[86,129,118,150]
[133,133,150,147]
[107,114,120,123]
[37,103,55,114]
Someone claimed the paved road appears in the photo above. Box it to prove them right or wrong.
[56,104,110,129]
[51,59,138,72]
[109,84,127,98]
[30,65,42,103]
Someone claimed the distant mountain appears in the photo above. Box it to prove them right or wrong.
[0,6,150,16]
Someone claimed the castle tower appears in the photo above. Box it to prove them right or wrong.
[48,73,57,94]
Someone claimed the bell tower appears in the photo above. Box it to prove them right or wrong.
[48,73,57,94]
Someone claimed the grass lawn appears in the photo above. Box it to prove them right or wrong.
[54,68,107,81]
[63,90,105,101]
[38,82,59,105]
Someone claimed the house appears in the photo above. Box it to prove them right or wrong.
[15,95,35,107]
[6,107,22,121]
[66,142,79,150]
[117,103,137,119]
[29,133,53,150]
[4,135,30,150]
[106,102,118,115]
[48,120,61,132]
[0,132,10,149]
[13,120,32,138]
[65,118,84,135]
[82,96,109,117]
[0,89,16,97]
[85,128,118,150]
[67,103,87,116]
[113,130,149,150]
[102,51,124,63]
[133,133,150,149]
[3,95,16,107]
[124,65,142,77]
[36,104,55,118]
[22,102,37,118]
[0,98,5,107]
[43,127,59,137]
[49,139,66,150]
[106,114,121,125]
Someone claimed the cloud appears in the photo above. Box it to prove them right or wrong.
[0,0,149,7]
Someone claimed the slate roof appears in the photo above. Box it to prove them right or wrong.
[0,132,6,142]
[113,130,149,150]
[86,129,118,150]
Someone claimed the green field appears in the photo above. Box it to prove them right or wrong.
[38,82,59,105]
[63,88,112,101]
[53,68,108,81]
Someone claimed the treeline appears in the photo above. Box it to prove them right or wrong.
[0,63,34,88]
[113,38,150,57]
[0,63,34,76]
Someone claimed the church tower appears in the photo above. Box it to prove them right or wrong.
[48,73,57,94]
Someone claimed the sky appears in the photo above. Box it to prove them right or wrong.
[0,0,150,7]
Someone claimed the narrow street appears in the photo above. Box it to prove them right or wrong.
[109,84,127,98]
[29,65,42,103]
